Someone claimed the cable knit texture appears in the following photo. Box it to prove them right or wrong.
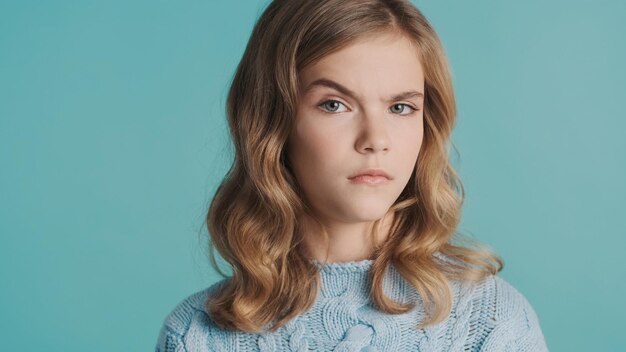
[155,257,549,351]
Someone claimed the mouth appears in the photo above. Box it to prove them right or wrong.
[348,168,392,186]
[348,168,393,180]
[348,175,390,185]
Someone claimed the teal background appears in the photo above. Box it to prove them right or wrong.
[1,0,624,350]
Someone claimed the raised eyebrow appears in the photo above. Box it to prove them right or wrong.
[304,78,424,102]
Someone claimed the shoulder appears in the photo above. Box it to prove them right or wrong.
[155,278,230,350]
[162,282,218,332]
[476,274,535,319]
[468,274,549,352]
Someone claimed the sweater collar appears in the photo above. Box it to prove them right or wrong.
[310,258,375,273]
[310,258,376,300]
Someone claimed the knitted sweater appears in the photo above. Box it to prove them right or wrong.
[155,258,548,351]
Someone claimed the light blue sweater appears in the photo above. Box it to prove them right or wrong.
[155,258,548,351]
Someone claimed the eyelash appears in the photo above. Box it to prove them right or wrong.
[317,99,419,116]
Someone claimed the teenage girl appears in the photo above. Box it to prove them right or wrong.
[156,1,549,351]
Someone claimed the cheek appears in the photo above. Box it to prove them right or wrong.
[292,119,345,165]
[394,119,424,167]
[414,121,424,153]
[396,117,423,146]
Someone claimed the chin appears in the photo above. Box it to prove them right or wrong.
[347,204,391,222]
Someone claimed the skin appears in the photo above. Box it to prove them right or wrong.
[286,31,425,263]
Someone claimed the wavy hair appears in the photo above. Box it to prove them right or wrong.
[205,0,503,333]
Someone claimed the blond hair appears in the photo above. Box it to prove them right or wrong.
[205,0,503,333]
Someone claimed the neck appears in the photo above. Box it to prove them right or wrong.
[299,211,395,263]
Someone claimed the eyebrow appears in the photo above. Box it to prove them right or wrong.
[303,78,424,102]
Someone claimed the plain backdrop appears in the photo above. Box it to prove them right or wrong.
[1,0,624,350]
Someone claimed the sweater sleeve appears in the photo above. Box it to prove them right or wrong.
[155,324,187,352]
[154,282,227,352]
[478,276,549,352]
[154,288,210,352]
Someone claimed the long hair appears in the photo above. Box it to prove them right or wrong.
[205,0,503,333]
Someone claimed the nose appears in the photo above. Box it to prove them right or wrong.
[355,109,390,154]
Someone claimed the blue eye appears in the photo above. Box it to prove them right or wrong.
[318,100,348,113]
[389,103,418,116]
[317,100,419,116]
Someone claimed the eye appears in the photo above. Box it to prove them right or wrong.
[318,99,349,113]
[318,100,419,116]
[389,103,418,116]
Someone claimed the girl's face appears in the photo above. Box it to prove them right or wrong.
[287,32,424,227]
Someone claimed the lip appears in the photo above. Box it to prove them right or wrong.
[349,175,390,185]
[348,168,393,180]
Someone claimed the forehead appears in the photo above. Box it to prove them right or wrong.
[299,32,424,96]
